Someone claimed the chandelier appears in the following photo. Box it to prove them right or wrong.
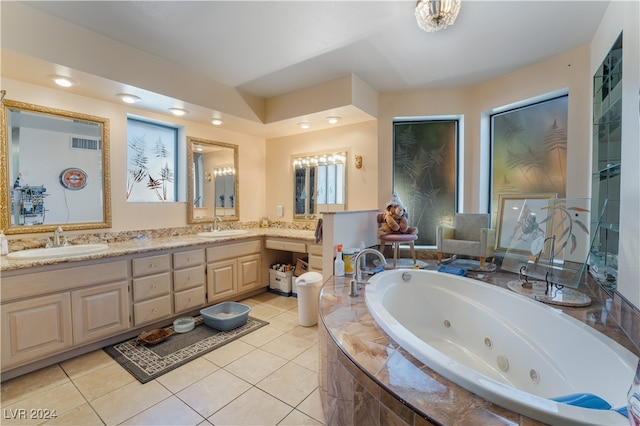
[415,0,461,33]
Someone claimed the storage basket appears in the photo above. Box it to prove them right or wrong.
[269,269,293,295]
[200,302,251,331]
[295,258,309,276]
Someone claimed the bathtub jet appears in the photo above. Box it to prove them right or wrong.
[365,269,637,426]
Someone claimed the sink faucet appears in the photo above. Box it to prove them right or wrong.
[349,248,387,296]
[53,226,67,247]
[212,216,222,231]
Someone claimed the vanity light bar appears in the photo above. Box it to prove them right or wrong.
[293,152,346,167]
[214,167,235,176]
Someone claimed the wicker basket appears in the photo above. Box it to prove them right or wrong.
[137,328,174,345]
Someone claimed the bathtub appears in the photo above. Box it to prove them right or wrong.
[365,269,637,426]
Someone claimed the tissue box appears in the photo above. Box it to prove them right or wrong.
[269,269,293,295]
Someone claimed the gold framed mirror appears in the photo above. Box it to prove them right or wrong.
[187,136,239,224]
[0,99,112,235]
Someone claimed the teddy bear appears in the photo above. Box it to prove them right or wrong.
[378,193,418,236]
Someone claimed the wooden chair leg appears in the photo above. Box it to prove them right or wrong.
[410,241,416,265]
[393,242,399,267]
[479,256,486,270]
[437,252,443,263]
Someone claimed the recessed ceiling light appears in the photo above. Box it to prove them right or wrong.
[211,118,223,126]
[53,76,73,87]
[169,107,188,116]
[326,116,341,124]
[298,122,310,130]
[117,93,142,104]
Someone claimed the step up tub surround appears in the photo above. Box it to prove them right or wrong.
[318,271,640,426]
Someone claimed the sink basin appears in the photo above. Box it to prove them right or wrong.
[7,244,109,260]
[197,230,248,239]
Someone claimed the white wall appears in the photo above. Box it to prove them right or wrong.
[591,0,640,309]
[2,78,267,233]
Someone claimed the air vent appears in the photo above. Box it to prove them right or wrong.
[70,137,101,151]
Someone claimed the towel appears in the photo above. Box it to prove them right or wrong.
[315,218,323,244]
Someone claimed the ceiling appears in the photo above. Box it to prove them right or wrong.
[2,1,609,137]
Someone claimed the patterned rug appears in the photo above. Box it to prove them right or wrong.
[104,316,268,383]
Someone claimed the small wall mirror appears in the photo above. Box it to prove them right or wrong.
[0,99,111,235]
[187,136,239,223]
[294,152,346,219]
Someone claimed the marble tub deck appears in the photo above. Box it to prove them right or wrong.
[318,266,640,426]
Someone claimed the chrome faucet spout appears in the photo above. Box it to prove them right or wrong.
[354,248,387,284]
[212,216,222,231]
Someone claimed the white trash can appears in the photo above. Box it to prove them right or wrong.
[295,271,323,326]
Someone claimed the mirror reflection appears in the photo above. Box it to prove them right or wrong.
[0,100,111,235]
[187,136,239,223]
[294,152,346,219]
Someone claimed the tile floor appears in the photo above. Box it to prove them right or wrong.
[1,292,326,426]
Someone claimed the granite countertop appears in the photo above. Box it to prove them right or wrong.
[0,228,316,272]
[319,270,639,425]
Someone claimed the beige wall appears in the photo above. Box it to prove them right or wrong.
[378,45,591,213]
[2,78,266,234]
[265,120,378,221]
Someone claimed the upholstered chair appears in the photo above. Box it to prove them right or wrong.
[436,213,496,270]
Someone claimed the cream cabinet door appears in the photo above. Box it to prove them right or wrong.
[237,254,262,294]
[1,293,73,370]
[207,259,237,303]
[71,281,129,345]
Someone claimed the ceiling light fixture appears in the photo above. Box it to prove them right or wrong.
[211,118,223,126]
[53,76,73,87]
[298,122,310,130]
[415,0,461,33]
[169,107,188,116]
[326,116,341,125]
[117,93,142,104]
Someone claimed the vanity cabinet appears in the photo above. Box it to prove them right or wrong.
[206,239,262,303]
[1,260,129,370]
[173,248,206,313]
[131,253,172,326]
[307,242,323,272]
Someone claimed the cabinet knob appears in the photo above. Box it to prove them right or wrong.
[152,284,157,289]
[152,308,157,313]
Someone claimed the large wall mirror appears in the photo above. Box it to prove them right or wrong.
[294,152,346,219]
[187,136,239,223]
[0,99,111,235]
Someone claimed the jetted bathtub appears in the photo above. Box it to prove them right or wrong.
[365,269,637,426]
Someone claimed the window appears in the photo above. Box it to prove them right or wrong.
[490,95,568,212]
[393,120,458,246]
[126,118,178,202]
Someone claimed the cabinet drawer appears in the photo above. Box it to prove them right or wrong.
[206,240,261,261]
[308,254,323,270]
[132,273,171,302]
[173,249,205,269]
[1,260,128,302]
[174,287,205,314]
[307,243,323,256]
[133,295,172,325]
[132,254,170,277]
[173,266,205,292]
[265,239,307,253]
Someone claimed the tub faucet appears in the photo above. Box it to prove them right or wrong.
[212,216,222,231]
[354,248,387,285]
